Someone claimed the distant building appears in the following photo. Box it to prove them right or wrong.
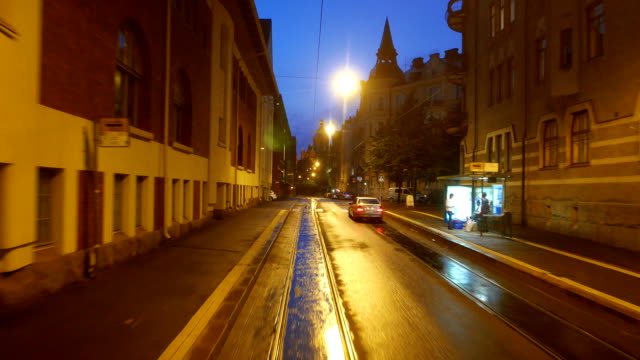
[446,0,640,250]
[341,18,463,196]
[0,0,291,299]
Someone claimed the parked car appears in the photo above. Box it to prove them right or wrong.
[269,190,277,201]
[324,192,333,198]
[348,197,384,223]
[338,192,354,200]
[387,187,413,202]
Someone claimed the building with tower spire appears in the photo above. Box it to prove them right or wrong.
[340,18,462,196]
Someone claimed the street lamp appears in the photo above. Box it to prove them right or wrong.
[332,68,360,193]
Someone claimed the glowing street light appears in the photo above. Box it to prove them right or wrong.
[332,69,359,98]
[325,122,336,139]
[315,161,320,167]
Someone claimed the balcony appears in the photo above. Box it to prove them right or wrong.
[446,0,465,33]
[445,51,466,85]
[445,111,468,137]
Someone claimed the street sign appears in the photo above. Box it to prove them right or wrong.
[356,176,363,182]
[378,175,384,183]
[99,118,129,147]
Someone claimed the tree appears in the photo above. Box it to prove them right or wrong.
[365,98,459,202]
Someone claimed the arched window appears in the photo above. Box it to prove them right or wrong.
[542,119,558,167]
[237,126,244,167]
[173,69,192,146]
[571,111,589,164]
[115,24,143,126]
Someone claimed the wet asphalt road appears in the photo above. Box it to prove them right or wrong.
[316,199,554,359]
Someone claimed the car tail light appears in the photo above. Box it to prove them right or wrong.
[376,207,384,213]
[356,206,364,212]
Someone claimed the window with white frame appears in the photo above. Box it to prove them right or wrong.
[543,119,558,167]
[571,111,589,164]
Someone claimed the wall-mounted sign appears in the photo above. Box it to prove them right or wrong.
[469,162,484,172]
[99,118,129,147]
[484,162,499,173]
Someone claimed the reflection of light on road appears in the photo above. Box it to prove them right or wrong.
[324,324,345,360]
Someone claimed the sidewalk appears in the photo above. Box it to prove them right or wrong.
[382,200,640,320]
[0,201,294,360]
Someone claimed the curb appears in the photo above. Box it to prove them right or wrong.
[385,210,640,321]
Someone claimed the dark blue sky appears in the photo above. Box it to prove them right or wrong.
[254,0,461,155]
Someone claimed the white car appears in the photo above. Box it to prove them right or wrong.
[348,197,384,223]
[269,190,277,201]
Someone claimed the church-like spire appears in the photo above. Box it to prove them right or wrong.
[369,18,404,81]
[377,18,398,60]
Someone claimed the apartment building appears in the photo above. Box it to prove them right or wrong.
[446,0,640,250]
[341,19,463,195]
[0,0,282,297]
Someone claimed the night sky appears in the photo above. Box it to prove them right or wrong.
[254,0,461,155]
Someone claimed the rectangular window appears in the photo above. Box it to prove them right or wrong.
[497,63,503,103]
[560,28,573,70]
[506,57,514,97]
[202,181,209,215]
[490,4,497,38]
[113,174,126,232]
[536,37,547,84]
[496,134,503,169]
[510,0,516,22]
[218,117,226,145]
[587,1,605,59]
[172,179,180,222]
[489,67,495,105]
[487,137,494,162]
[136,176,145,228]
[499,0,505,30]
[543,120,559,167]
[183,181,188,220]
[36,168,59,246]
[571,111,590,164]
[505,133,512,171]
[219,25,228,71]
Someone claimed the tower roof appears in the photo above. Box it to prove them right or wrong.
[369,18,405,82]
[377,18,398,59]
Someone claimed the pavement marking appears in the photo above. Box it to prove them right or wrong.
[386,210,640,321]
[409,209,640,279]
[158,210,288,360]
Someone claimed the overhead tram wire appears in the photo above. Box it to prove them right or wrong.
[312,0,325,124]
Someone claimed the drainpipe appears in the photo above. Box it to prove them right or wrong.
[521,0,528,226]
[471,0,479,212]
[163,0,172,239]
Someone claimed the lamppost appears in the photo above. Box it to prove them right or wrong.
[325,121,336,192]
[332,68,359,192]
